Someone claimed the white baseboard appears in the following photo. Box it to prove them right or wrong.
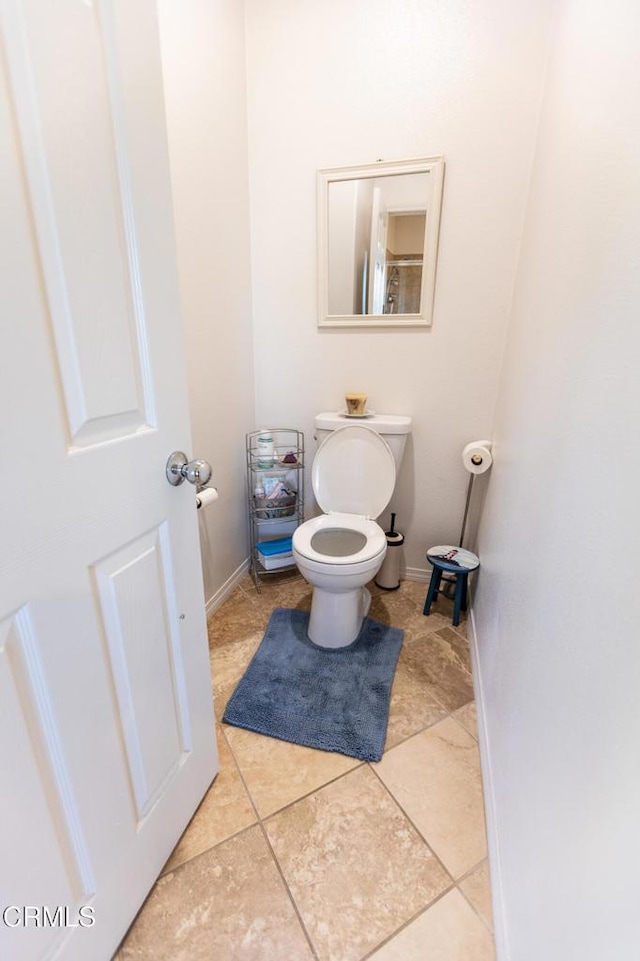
[468,606,510,961]
[205,558,250,617]
[403,566,431,582]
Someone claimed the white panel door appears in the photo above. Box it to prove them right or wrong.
[0,3,218,960]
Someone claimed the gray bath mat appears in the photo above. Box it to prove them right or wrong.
[222,607,403,762]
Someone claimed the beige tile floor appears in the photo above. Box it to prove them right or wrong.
[116,573,494,961]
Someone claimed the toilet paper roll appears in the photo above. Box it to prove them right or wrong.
[462,440,493,475]
[196,487,219,509]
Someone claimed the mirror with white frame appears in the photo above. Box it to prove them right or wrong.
[317,156,444,328]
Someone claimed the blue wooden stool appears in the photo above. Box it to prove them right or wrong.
[423,546,480,627]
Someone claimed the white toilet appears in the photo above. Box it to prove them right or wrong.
[292,412,412,648]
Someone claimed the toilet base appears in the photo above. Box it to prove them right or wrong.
[307,586,371,648]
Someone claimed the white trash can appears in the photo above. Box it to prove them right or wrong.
[375,514,404,590]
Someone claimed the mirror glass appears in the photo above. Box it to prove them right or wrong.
[318,157,444,328]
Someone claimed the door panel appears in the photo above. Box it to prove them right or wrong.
[0,610,94,961]
[92,527,191,821]
[4,0,154,446]
[0,3,217,959]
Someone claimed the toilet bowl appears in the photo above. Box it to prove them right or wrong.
[292,425,397,648]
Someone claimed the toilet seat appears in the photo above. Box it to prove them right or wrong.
[312,425,396,519]
[293,513,386,566]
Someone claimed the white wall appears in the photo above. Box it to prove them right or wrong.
[244,0,554,573]
[158,0,255,605]
[473,1,640,958]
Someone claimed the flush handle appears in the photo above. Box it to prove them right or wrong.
[166,451,212,487]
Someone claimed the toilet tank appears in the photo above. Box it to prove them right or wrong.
[314,412,412,474]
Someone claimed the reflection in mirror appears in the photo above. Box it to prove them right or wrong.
[318,157,444,328]
[385,212,426,313]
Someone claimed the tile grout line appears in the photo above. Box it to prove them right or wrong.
[245,757,474,961]
[449,709,479,742]
[454,856,496,931]
[255,820,320,961]
[359,881,459,961]
[383,697,474,756]
[218,723,261,823]
[368,721,493,949]
[220,726,320,961]
[367,761,457,889]
[420,706,494,933]
[164,705,322,959]
[456,855,490,884]
[223,751,366,822]
[456,877,495,935]
[358,766,491,956]
[158,725,262,880]
[160,819,259,878]
[358,869,492,961]
[161,821,258,879]
[218,695,471,839]
[219,690,471,830]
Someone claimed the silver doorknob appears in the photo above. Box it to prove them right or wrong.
[166,451,213,487]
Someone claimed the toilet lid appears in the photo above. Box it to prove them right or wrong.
[312,425,396,518]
